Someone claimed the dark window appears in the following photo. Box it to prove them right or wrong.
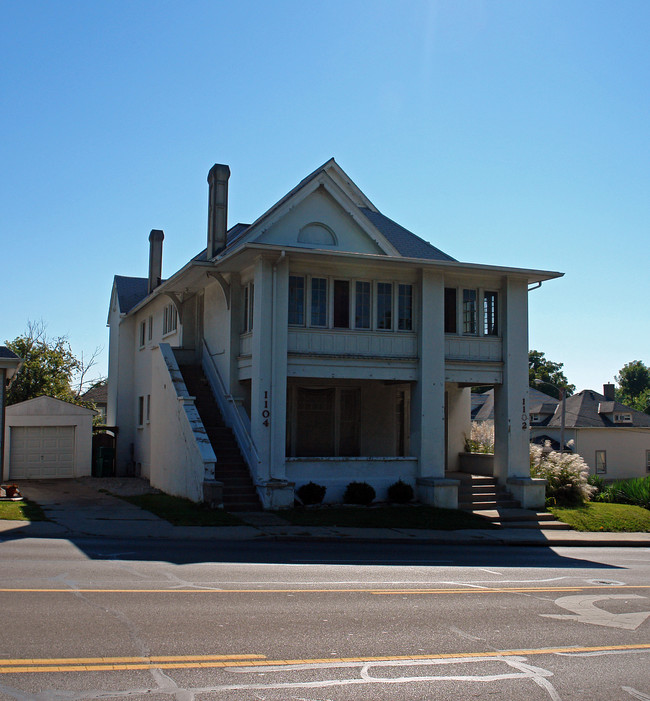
[444,288,457,333]
[288,276,305,325]
[376,282,393,330]
[398,284,413,331]
[333,280,350,328]
[355,281,371,329]
[311,277,328,327]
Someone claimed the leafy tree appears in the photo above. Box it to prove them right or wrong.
[4,321,100,406]
[615,360,650,415]
[529,350,575,400]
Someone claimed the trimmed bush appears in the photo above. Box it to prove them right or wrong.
[296,482,327,506]
[387,479,414,504]
[343,481,376,506]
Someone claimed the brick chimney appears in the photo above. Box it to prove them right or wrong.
[148,229,164,294]
[603,383,615,401]
[207,164,230,258]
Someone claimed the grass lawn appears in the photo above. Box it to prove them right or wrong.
[549,502,650,532]
[117,494,243,526]
[0,499,46,521]
[274,505,496,530]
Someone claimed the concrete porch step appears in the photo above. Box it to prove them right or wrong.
[468,507,572,530]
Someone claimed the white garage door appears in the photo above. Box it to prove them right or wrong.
[9,426,75,479]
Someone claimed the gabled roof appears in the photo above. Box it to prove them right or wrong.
[359,208,456,261]
[0,346,20,360]
[547,389,650,428]
[82,383,108,404]
[113,276,150,314]
[6,395,97,416]
[472,387,557,422]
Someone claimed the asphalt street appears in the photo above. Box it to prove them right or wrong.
[0,537,649,700]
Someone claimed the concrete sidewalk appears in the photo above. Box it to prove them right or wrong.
[1,478,649,547]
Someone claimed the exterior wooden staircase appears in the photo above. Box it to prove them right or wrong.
[179,365,262,512]
[450,472,571,529]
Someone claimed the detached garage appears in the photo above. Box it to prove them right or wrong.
[3,397,96,480]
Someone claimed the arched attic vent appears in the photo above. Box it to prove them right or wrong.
[298,222,337,246]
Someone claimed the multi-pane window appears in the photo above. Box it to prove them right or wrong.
[462,289,477,334]
[163,303,178,335]
[444,288,457,334]
[355,281,371,329]
[242,282,254,332]
[484,291,498,336]
[287,275,413,332]
[398,284,413,331]
[333,280,350,328]
[310,277,328,327]
[376,282,393,330]
[595,450,607,474]
[137,396,145,427]
[288,276,305,326]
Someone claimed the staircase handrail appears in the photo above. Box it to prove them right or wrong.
[201,339,261,474]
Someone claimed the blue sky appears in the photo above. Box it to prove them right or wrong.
[2,0,648,392]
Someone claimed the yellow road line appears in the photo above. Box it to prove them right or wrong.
[0,585,648,595]
[1,645,649,674]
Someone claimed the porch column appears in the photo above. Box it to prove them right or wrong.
[493,277,530,482]
[446,384,471,472]
[412,269,445,478]
[227,272,242,396]
[269,255,289,479]
[250,257,273,482]
[250,255,291,504]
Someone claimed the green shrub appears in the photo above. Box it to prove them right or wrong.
[296,482,327,506]
[530,443,595,506]
[343,481,376,506]
[387,479,414,504]
[598,476,650,510]
[587,474,606,500]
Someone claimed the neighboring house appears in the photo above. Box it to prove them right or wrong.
[3,396,96,480]
[472,387,558,423]
[82,382,108,422]
[530,384,650,481]
[107,159,562,509]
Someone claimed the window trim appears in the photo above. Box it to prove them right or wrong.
[138,320,146,349]
[137,396,145,428]
[595,450,607,474]
[162,303,178,337]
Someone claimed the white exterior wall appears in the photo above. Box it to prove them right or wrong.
[148,344,215,501]
[3,397,95,480]
[287,458,418,503]
[203,279,233,392]
[536,426,650,481]
[493,277,531,481]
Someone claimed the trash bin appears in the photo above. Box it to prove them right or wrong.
[95,446,115,477]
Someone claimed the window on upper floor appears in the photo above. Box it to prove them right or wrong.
[333,280,350,329]
[444,288,457,334]
[355,281,371,329]
[139,321,146,348]
[147,315,153,341]
[484,291,498,336]
[310,277,328,327]
[376,282,393,330]
[163,303,178,336]
[614,413,632,423]
[398,284,413,331]
[137,396,145,427]
[288,275,305,326]
[242,282,254,332]
[463,289,478,335]
[595,450,607,474]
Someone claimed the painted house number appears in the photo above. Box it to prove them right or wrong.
[262,390,270,426]
[521,397,528,430]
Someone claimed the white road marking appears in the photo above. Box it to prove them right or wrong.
[541,595,650,630]
[623,687,650,701]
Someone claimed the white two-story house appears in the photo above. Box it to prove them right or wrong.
[107,159,562,510]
